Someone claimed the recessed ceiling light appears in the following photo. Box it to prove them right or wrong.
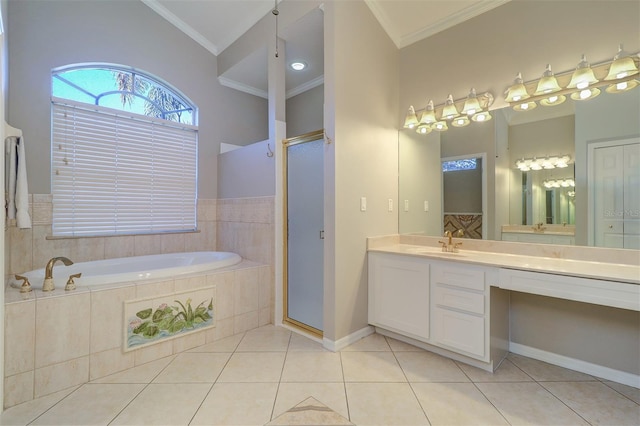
[290,61,307,71]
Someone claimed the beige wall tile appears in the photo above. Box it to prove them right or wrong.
[234,268,259,315]
[135,280,174,299]
[70,237,105,263]
[172,330,207,354]
[209,272,234,320]
[9,226,33,274]
[89,348,135,381]
[4,371,34,408]
[31,200,53,226]
[134,340,173,366]
[34,357,89,398]
[234,311,259,335]
[104,236,135,259]
[90,286,137,353]
[32,226,71,274]
[134,234,162,256]
[35,292,91,368]
[174,275,207,293]
[4,300,36,376]
[161,233,186,254]
[259,308,272,327]
[213,318,235,341]
[258,266,271,309]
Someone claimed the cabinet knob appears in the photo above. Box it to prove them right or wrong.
[609,225,613,229]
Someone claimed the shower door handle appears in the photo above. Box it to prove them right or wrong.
[319,230,324,240]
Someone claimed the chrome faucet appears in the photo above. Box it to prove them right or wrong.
[43,257,74,292]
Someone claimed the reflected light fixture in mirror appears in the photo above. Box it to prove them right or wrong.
[516,155,571,172]
[403,89,494,134]
[505,44,639,111]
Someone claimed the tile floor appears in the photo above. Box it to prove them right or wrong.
[2,325,639,425]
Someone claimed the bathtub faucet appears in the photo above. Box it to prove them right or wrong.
[43,257,74,292]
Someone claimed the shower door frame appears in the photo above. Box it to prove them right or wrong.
[282,130,325,337]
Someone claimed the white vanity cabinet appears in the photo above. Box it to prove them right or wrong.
[368,251,508,369]
[368,252,430,341]
[431,263,493,360]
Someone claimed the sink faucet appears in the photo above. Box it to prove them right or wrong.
[438,229,464,252]
[43,256,74,292]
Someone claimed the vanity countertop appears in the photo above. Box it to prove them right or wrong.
[369,244,640,285]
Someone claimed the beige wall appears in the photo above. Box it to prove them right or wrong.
[286,84,324,138]
[6,0,268,198]
[218,140,276,199]
[325,1,399,341]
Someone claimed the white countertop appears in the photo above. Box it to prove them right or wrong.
[369,244,640,285]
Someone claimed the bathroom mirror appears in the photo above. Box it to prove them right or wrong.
[398,88,640,247]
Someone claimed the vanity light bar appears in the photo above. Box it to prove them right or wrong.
[543,178,575,188]
[404,89,494,134]
[505,45,639,111]
[516,155,571,171]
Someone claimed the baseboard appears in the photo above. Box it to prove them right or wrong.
[323,326,375,352]
[509,342,640,388]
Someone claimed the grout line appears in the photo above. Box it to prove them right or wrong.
[268,331,292,422]
[338,350,352,422]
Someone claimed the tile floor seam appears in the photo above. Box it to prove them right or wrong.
[338,350,352,423]
[386,336,433,424]
[600,380,640,406]
[535,381,595,426]
[267,332,293,422]
[468,379,514,425]
[104,381,156,425]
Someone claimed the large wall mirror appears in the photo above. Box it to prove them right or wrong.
[399,88,640,248]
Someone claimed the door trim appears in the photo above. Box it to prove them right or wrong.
[282,129,324,338]
[587,137,639,246]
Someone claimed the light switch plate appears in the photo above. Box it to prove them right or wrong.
[404,200,409,212]
[360,197,367,212]
[388,199,393,212]
[424,200,429,212]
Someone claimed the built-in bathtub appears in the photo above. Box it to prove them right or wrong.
[10,251,242,289]
[4,251,272,408]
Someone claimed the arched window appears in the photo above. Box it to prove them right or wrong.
[51,65,198,237]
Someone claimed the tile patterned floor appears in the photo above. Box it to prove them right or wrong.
[2,326,639,425]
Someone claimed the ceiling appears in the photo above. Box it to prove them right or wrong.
[142,0,510,99]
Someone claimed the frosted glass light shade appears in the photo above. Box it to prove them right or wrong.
[403,105,419,129]
[568,55,599,89]
[570,87,601,100]
[416,124,432,134]
[513,101,537,111]
[432,121,448,131]
[505,73,530,102]
[419,100,437,125]
[605,79,639,93]
[472,111,492,122]
[534,64,562,96]
[441,94,459,120]
[604,45,639,80]
[461,89,482,115]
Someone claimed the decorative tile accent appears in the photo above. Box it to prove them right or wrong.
[444,214,482,239]
[267,397,354,426]
[123,286,216,352]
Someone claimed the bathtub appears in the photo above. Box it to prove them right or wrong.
[10,251,242,289]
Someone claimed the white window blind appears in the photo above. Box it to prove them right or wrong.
[52,98,197,237]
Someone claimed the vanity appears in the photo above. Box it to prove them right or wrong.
[367,234,640,385]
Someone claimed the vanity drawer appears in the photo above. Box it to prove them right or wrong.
[434,285,484,315]
[432,264,485,292]
[432,307,485,359]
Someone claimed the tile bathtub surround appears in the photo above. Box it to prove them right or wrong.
[3,261,272,409]
[4,196,223,276]
[2,328,638,426]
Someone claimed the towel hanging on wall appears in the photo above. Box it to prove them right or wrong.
[5,136,32,229]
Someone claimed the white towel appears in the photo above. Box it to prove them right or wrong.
[5,136,32,228]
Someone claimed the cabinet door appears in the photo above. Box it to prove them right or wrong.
[433,307,485,358]
[368,253,430,340]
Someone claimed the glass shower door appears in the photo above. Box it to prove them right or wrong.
[284,131,324,334]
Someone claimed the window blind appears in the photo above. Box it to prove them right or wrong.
[51,98,197,237]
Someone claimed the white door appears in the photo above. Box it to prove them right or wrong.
[623,143,640,249]
[593,141,640,249]
[285,133,324,333]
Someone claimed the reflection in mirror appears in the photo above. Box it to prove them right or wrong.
[399,88,640,248]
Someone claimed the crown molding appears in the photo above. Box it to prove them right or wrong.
[286,76,324,99]
[218,77,268,99]
[141,0,219,56]
[365,0,511,50]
